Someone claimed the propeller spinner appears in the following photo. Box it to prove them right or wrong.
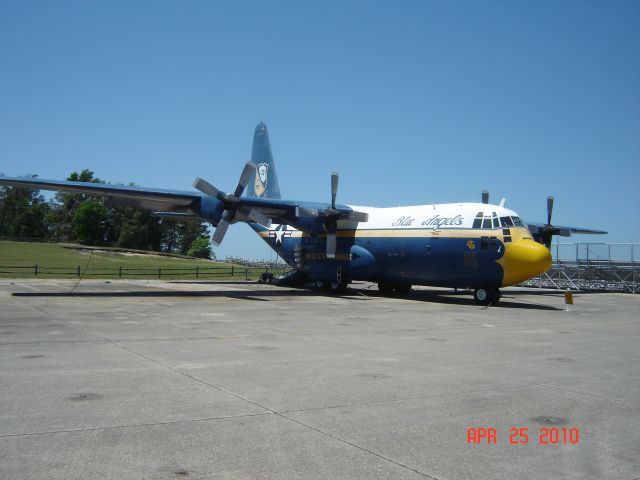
[193,161,272,246]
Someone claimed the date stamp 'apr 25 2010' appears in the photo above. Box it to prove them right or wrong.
[467,427,580,445]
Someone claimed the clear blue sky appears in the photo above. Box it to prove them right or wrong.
[1,1,638,260]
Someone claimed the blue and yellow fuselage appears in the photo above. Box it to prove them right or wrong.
[254,203,551,289]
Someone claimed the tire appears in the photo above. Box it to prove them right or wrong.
[378,282,395,295]
[474,287,491,305]
[473,287,501,306]
[492,288,501,304]
[330,281,348,294]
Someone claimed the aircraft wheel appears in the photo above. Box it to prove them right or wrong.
[330,281,348,294]
[492,288,501,304]
[473,287,492,306]
[378,282,395,295]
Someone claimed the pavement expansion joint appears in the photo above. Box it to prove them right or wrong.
[0,412,276,439]
[276,412,441,480]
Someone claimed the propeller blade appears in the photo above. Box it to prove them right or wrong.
[547,196,554,226]
[481,190,489,204]
[239,206,272,227]
[331,172,339,209]
[344,211,369,222]
[326,233,336,259]
[193,177,224,200]
[211,217,230,246]
[233,161,258,198]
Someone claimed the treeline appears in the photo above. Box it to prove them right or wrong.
[0,169,213,259]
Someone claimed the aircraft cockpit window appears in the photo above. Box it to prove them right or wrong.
[474,211,500,229]
[491,213,500,229]
[511,216,524,227]
[472,212,483,229]
[500,216,514,227]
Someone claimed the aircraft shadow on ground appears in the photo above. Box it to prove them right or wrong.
[356,289,561,310]
[11,285,561,310]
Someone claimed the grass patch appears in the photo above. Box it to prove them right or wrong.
[0,241,286,280]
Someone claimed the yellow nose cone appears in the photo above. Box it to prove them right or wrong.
[500,239,552,287]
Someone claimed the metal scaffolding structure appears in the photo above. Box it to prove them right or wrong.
[521,243,639,293]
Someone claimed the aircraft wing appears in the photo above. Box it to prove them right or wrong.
[0,175,364,231]
[231,196,366,230]
[0,176,201,212]
[526,222,608,237]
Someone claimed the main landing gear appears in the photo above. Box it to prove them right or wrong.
[473,287,501,306]
[315,280,348,294]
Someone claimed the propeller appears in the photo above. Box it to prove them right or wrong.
[296,171,368,259]
[286,170,369,259]
[193,161,272,246]
[323,172,341,259]
[538,195,559,249]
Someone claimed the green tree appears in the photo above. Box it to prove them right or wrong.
[187,237,213,259]
[114,209,163,251]
[0,180,50,238]
[50,169,104,242]
[176,220,210,255]
[72,199,108,244]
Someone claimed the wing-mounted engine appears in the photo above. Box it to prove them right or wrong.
[193,161,272,246]
[295,172,368,258]
[527,196,607,248]
[193,164,368,256]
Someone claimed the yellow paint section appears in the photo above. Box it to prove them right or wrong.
[498,239,552,287]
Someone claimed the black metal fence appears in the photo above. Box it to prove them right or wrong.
[0,264,287,280]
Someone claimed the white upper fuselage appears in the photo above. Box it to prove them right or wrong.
[344,203,519,230]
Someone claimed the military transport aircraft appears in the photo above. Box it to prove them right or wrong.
[0,122,606,304]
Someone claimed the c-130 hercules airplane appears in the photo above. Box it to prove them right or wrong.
[0,122,606,304]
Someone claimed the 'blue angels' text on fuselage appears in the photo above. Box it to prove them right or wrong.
[391,214,465,229]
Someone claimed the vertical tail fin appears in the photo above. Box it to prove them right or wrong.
[245,121,281,199]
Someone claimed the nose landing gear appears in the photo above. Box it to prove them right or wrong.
[473,287,501,306]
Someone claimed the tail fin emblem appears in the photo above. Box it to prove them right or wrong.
[254,163,269,197]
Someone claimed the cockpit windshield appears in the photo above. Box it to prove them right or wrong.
[474,212,525,229]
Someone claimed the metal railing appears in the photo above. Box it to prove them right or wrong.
[0,264,287,280]
[522,242,639,293]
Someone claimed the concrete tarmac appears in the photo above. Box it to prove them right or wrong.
[0,279,639,479]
